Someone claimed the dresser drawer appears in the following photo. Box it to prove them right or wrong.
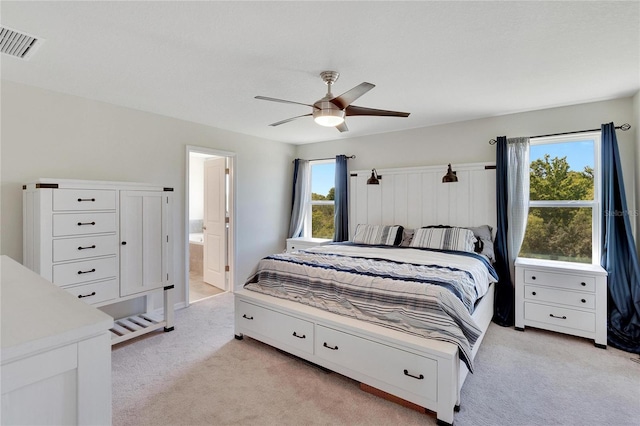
[53,189,116,211]
[236,301,314,354]
[315,325,437,401]
[64,279,119,305]
[53,256,117,287]
[53,212,117,236]
[52,235,118,262]
[524,302,595,333]
[523,269,595,292]
[524,285,595,309]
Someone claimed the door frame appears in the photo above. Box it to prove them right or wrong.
[185,145,236,307]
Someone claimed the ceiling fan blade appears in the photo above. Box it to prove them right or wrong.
[336,122,349,132]
[255,96,317,109]
[269,113,313,127]
[345,105,410,117]
[330,82,375,109]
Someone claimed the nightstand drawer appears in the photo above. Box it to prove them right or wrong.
[524,302,595,333]
[53,212,117,236]
[524,285,595,309]
[523,269,595,292]
[286,238,331,252]
[53,189,116,211]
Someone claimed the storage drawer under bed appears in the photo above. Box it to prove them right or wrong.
[236,300,314,355]
[315,324,438,402]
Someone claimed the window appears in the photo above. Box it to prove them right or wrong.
[520,133,601,264]
[305,160,335,239]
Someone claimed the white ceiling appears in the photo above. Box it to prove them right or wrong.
[1,1,638,145]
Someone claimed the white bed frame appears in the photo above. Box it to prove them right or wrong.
[235,163,496,425]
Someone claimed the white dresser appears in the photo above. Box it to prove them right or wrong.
[515,257,607,347]
[1,255,113,425]
[286,237,332,252]
[23,179,174,344]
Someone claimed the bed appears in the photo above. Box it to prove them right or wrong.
[234,163,497,425]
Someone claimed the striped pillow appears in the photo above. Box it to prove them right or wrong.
[352,224,404,246]
[409,227,476,253]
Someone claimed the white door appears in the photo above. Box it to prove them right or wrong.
[203,157,226,290]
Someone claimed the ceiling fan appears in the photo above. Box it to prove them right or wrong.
[255,71,410,132]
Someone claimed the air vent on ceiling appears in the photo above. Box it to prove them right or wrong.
[0,26,43,60]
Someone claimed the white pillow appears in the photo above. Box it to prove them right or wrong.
[352,224,403,246]
[409,227,476,253]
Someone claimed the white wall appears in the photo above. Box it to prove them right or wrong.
[296,97,638,242]
[188,154,206,221]
[0,81,296,304]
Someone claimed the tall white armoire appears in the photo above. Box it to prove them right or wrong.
[23,178,174,344]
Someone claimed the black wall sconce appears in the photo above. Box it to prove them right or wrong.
[442,164,458,183]
[367,169,381,185]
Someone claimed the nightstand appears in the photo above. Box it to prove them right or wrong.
[515,257,607,348]
[286,237,332,252]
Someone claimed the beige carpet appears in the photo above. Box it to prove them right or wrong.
[112,292,640,426]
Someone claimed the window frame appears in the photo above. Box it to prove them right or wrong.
[303,159,335,239]
[525,132,602,264]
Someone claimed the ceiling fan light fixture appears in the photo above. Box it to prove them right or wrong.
[313,108,345,127]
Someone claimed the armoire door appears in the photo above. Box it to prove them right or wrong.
[119,190,167,297]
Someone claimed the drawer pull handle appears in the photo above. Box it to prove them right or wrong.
[77,268,96,275]
[78,292,96,298]
[581,299,587,303]
[531,291,537,296]
[403,369,424,380]
[78,245,96,250]
[549,314,567,320]
[77,198,96,202]
[242,314,254,320]
[77,221,96,226]
[292,331,306,339]
[323,342,339,351]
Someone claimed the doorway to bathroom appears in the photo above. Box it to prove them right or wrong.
[185,146,235,305]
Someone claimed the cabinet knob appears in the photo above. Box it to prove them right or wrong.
[121,241,127,245]
[531,276,536,280]
[581,299,586,303]
[531,291,537,296]
[581,282,586,286]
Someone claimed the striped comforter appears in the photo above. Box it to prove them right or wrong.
[244,243,498,371]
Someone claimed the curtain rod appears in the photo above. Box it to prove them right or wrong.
[292,155,355,163]
[488,123,631,145]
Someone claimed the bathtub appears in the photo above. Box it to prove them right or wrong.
[189,233,204,273]
[189,232,204,245]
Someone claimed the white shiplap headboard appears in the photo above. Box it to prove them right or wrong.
[349,163,496,238]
